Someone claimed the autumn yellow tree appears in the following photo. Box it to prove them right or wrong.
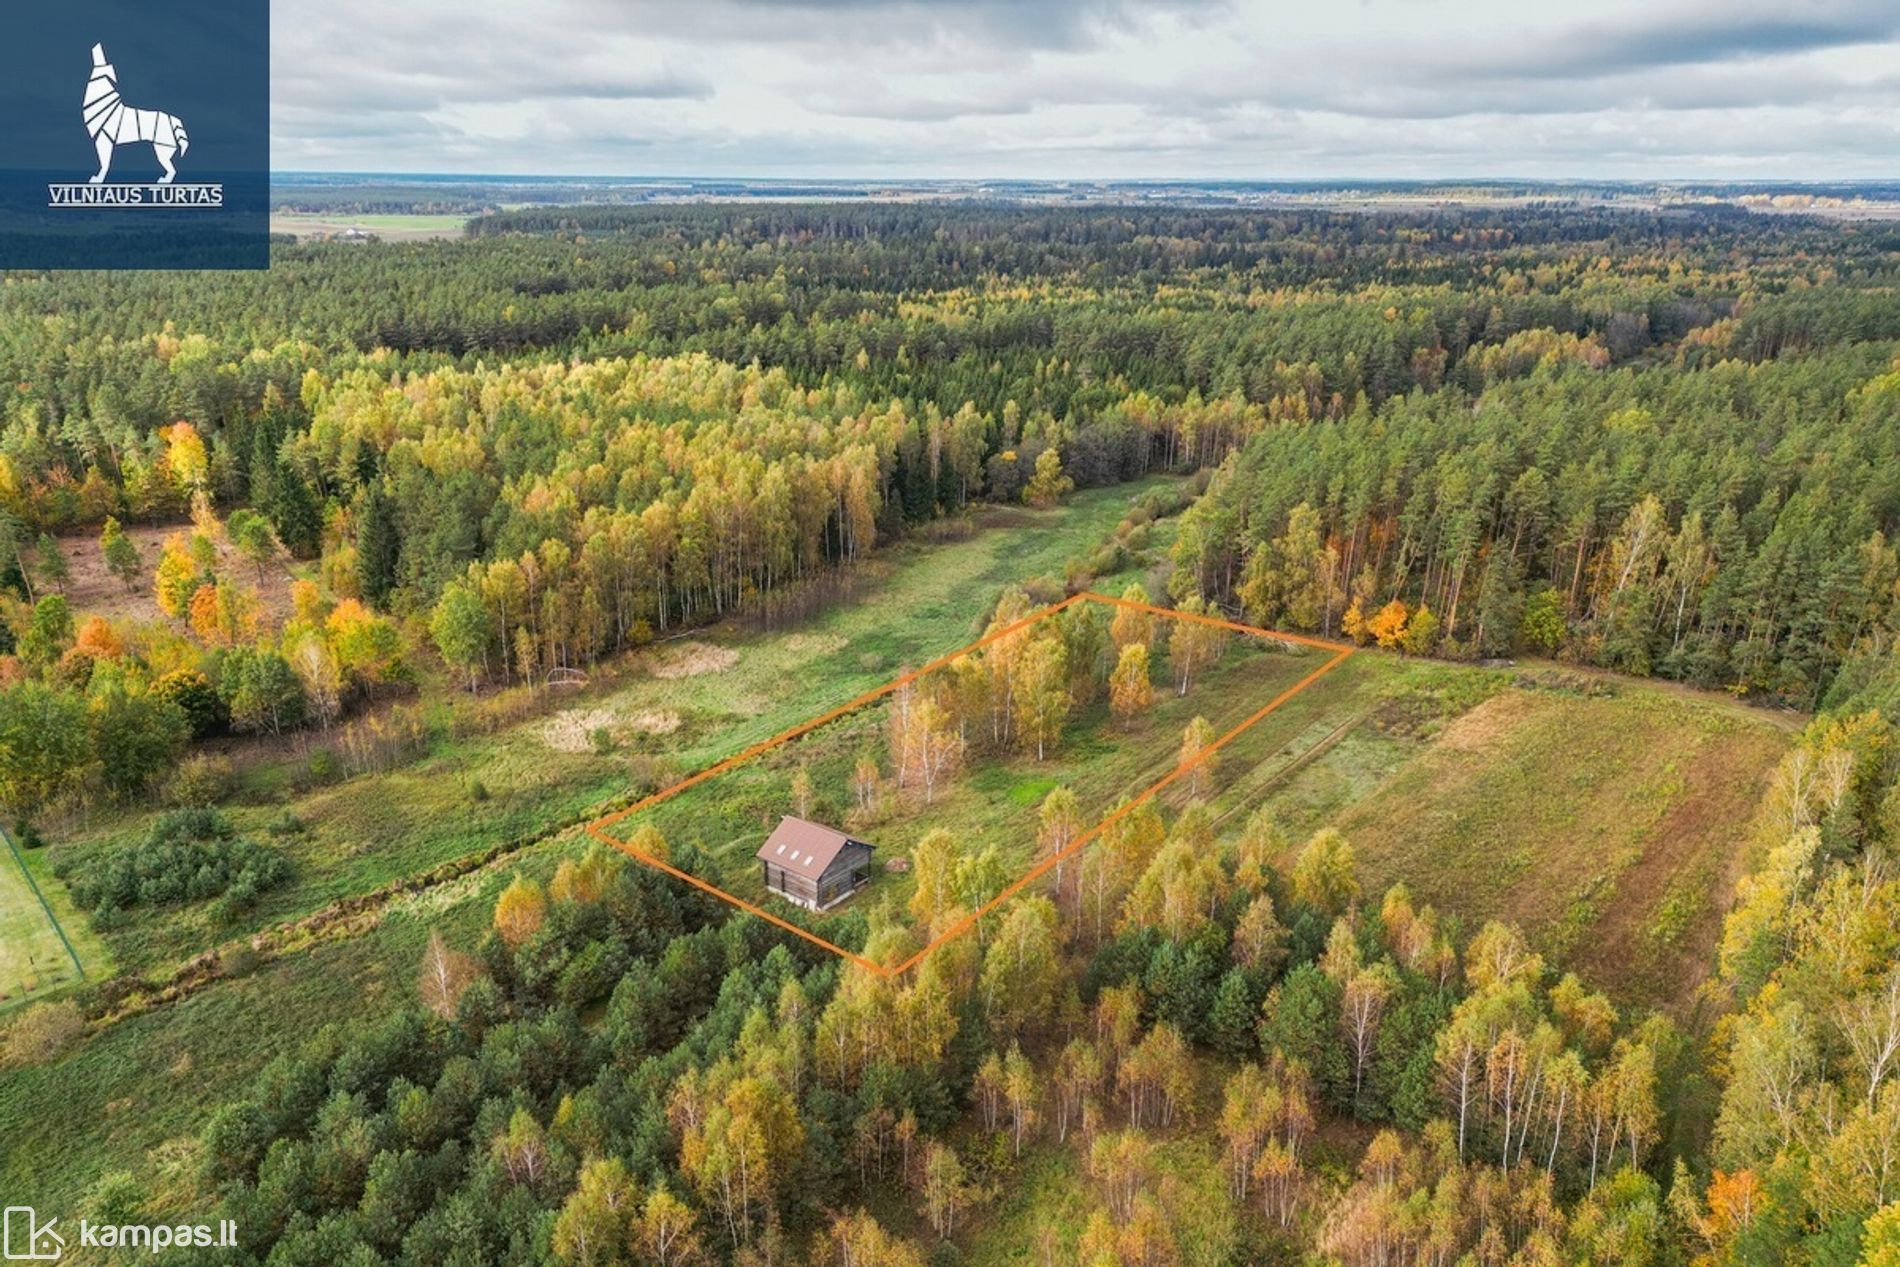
[494,874,548,948]
[1080,799,1166,943]
[1341,964,1398,1108]
[980,588,1037,747]
[1122,828,1227,941]
[1290,828,1360,916]
[162,421,210,494]
[551,1156,638,1264]
[1237,502,1343,635]
[623,822,670,863]
[918,1140,982,1239]
[888,681,964,803]
[153,534,200,618]
[1003,1044,1041,1154]
[909,828,958,926]
[1341,598,1371,645]
[636,1185,702,1267]
[1021,447,1074,507]
[1232,807,1286,894]
[1038,785,1083,908]
[1109,642,1154,728]
[852,755,882,817]
[1167,595,1228,694]
[1179,714,1218,799]
[551,846,620,903]
[1012,633,1071,759]
[980,895,1062,1038]
[790,764,813,818]
[1367,598,1410,650]
[679,1075,805,1246]
[1109,583,1154,651]
[814,1210,925,1267]
[288,632,342,729]
[1232,893,1289,975]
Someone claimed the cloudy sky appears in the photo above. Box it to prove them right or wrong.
[270,0,1900,178]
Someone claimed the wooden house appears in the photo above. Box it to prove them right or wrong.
[756,816,875,910]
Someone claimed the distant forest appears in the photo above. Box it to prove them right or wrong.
[1,203,1900,808]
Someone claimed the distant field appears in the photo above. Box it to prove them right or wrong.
[269,212,470,240]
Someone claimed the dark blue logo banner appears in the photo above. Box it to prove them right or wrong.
[0,0,268,269]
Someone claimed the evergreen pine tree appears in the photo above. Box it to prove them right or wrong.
[356,484,400,607]
[268,458,321,559]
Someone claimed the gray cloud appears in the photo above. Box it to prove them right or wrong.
[268,0,1900,178]
[1469,1,1900,80]
[584,0,1231,52]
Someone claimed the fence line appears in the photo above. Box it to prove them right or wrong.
[2,822,85,987]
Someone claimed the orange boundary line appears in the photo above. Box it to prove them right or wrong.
[587,592,1354,977]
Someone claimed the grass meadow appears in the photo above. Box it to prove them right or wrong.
[615,629,1350,941]
[38,481,1183,980]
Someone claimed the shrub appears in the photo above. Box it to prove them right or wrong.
[168,754,235,808]
[211,879,262,925]
[84,1171,146,1226]
[1022,574,1065,605]
[70,809,291,915]
[305,747,340,785]
[1,1000,86,1069]
[219,944,260,977]
[624,755,663,799]
[152,668,227,738]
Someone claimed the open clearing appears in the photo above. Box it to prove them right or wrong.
[590,593,1352,972]
[1332,671,1790,1010]
[38,481,1186,979]
[53,520,302,629]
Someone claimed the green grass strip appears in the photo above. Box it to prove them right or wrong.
[3,824,85,982]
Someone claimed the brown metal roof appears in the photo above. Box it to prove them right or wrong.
[757,816,870,878]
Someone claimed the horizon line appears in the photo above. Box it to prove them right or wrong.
[267,170,1900,187]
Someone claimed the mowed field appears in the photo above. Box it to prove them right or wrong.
[1331,673,1794,1010]
[0,838,85,1004]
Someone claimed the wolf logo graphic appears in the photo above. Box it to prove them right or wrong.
[83,43,190,184]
